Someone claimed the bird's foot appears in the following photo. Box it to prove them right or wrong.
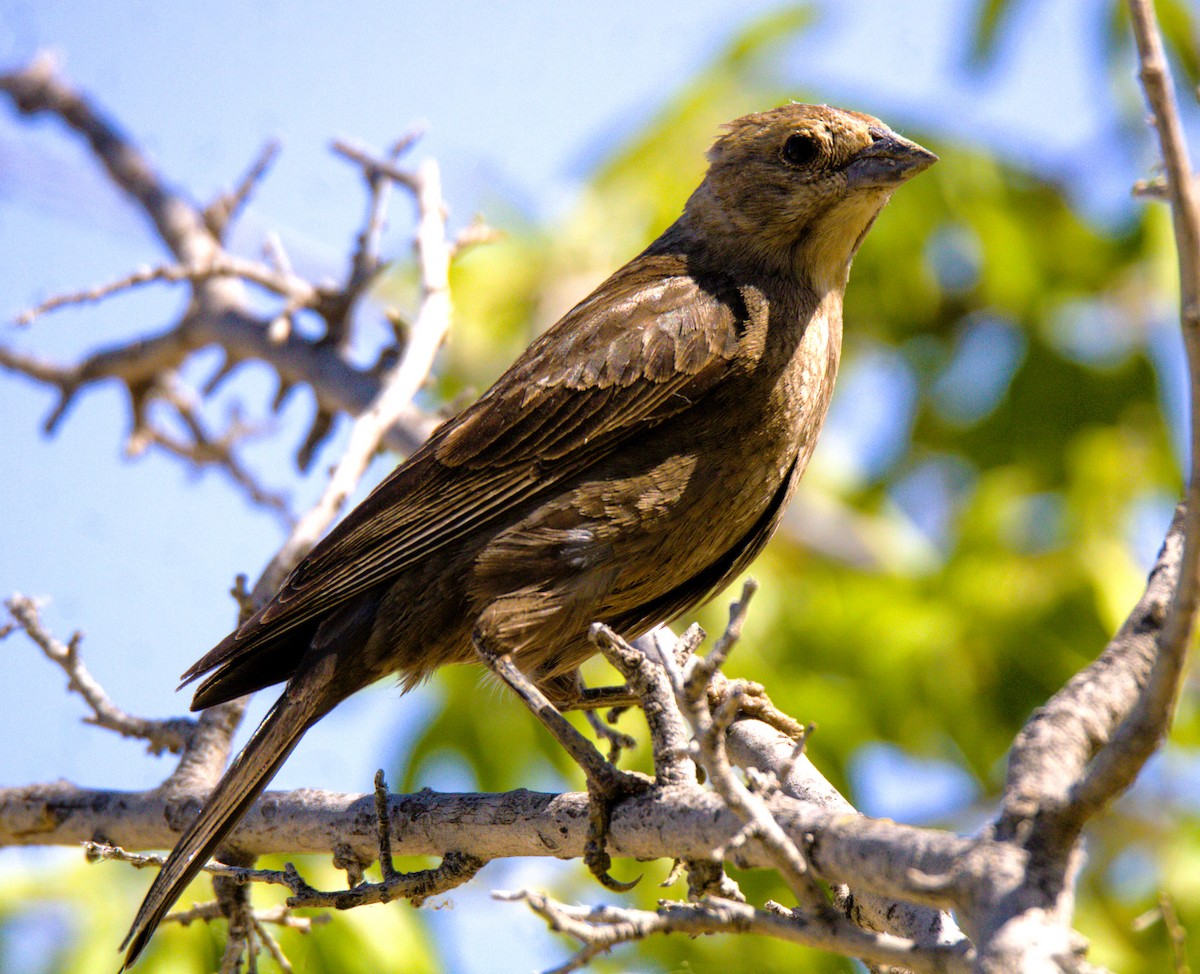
[583,764,650,892]
[707,676,808,740]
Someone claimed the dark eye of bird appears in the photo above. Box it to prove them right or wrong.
[782,133,821,167]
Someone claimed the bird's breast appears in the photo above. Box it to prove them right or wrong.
[595,291,843,602]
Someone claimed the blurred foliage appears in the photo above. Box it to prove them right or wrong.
[5,1,1200,972]
[0,853,438,974]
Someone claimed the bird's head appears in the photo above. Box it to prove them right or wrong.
[684,103,936,293]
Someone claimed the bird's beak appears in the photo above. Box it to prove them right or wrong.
[845,128,938,189]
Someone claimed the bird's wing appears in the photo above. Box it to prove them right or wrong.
[185,262,753,683]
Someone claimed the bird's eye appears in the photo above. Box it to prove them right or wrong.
[782,132,821,167]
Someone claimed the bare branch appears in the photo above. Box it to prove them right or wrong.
[335,128,425,311]
[653,586,833,918]
[205,139,282,240]
[590,624,695,786]
[496,889,973,974]
[1055,0,1200,823]
[999,506,1182,838]
[253,154,454,597]
[0,52,218,265]
[331,138,420,193]
[15,253,319,326]
[451,216,505,258]
[4,595,196,755]
[726,719,966,953]
[165,899,326,940]
[4,773,985,900]
[0,55,443,484]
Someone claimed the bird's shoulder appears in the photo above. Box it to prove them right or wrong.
[436,252,766,468]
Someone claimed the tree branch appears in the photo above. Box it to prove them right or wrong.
[1061,0,1200,821]
[3,595,197,756]
[0,54,440,485]
[726,718,966,952]
[0,52,218,265]
[1,775,980,885]
[497,889,972,974]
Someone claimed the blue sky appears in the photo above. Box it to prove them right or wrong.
[0,0,1188,969]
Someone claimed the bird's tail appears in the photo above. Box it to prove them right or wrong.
[119,684,323,969]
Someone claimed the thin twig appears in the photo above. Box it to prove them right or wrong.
[254,155,454,597]
[496,889,973,974]
[590,624,695,786]
[331,138,420,193]
[1064,0,1200,821]
[84,840,486,910]
[16,254,318,326]
[0,52,217,264]
[204,139,282,239]
[654,587,833,918]
[132,374,293,523]
[165,901,324,934]
[338,127,424,301]
[373,770,399,883]
[4,596,196,755]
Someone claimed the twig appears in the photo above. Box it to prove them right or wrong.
[250,913,293,973]
[331,139,420,193]
[0,52,218,264]
[583,710,637,764]
[274,853,487,910]
[1063,0,1200,822]
[132,375,293,523]
[495,890,973,974]
[654,584,833,919]
[338,128,424,303]
[205,139,282,240]
[590,624,695,786]
[213,852,256,974]
[726,718,966,955]
[165,900,325,934]
[4,595,196,755]
[451,216,504,258]
[15,254,318,326]
[253,153,454,597]
[999,506,1182,836]
[1,55,446,491]
[84,840,485,910]
[373,770,398,883]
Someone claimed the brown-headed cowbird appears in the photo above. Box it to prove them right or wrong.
[121,103,935,966]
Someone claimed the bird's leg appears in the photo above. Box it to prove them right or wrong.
[536,670,638,763]
[473,634,646,892]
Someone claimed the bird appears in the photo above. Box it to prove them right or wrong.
[120,102,935,967]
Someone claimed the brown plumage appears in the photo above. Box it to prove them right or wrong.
[121,103,935,966]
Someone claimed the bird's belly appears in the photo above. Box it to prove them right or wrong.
[591,411,798,606]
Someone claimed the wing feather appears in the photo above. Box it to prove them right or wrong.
[185,260,750,685]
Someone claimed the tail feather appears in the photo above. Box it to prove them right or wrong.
[120,688,320,969]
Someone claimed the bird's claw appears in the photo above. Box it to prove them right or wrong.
[583,767,650,892]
